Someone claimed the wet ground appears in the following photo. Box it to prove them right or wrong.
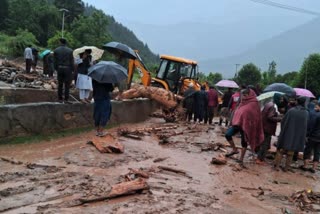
[0,117,318,214]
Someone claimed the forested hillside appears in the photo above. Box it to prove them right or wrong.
[0,0,159,66]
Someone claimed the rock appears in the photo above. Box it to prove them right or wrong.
[35,81,43,86]
[211,154,227,165]
[10,72,16,79]
[20,82,26,88]
[43,83,52,90]
[50,82,57,89]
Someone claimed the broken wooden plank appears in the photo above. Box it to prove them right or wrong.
[158,166,192,178]
[211,155,227,165]
[78,178,149,204]
[153,157,169,163]
[87,135,124,153]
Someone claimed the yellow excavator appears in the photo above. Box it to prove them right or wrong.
[126,51,207,95]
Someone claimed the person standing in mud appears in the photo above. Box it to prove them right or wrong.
[24,45,33,73]
[43,52,54,78]
[274,97,309,172]
[31,47,39,72]
[205,86,219,125]
[225,88,264,166]
[301,101,320,173]
[92,79,114,137]
[54,38,74,104]
[193,85,208,123]
[183,83,196,122]
[219,88,233,126]
[256,93,284,164]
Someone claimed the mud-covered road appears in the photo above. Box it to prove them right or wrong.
[0,117,319,213]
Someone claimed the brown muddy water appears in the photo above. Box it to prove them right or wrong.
[0,117,318,214]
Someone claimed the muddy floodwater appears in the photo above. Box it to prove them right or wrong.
[0,117,319,213]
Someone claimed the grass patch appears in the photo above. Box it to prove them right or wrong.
[0,123,120,145]
[0,126,93,145]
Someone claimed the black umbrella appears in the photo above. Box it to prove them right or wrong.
[102,41,137,59]
[263,83,296,97]
[88,61,128,84]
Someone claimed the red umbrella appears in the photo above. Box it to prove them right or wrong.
[294,88,315,98]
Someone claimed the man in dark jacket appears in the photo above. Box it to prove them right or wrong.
[183,83,196,122]
[274,97,309,172]
[194,85,208,123]
[54,38,74,103]
[301,101,320,173]
[256,93,283,164]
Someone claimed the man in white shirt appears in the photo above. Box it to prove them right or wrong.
[24,45,33,73]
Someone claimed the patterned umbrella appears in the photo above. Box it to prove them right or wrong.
[215,80,239,88]
[73,46,104,61]
[294,88,315,98]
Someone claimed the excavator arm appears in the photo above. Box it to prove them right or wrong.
[126,51,151,89]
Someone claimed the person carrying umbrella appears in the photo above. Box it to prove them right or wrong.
[88,61,128,137]
[256,93,284,164]
[75,49,93,103]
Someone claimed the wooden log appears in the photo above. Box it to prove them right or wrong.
[153,157,169,163]
[158,166,192,178]
[78,178,149,204]
[121,85,182,109]
[88,135,124,153]
[129,168,150,179]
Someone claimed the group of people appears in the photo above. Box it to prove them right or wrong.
[183,84,219,125]
[24,38,114,137]
[183,83,320,173]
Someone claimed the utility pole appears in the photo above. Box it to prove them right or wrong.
[59,8,69,38]
[234,64,240,78]
[304,58,308,89]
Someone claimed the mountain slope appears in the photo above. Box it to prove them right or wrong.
[200,17,320,77]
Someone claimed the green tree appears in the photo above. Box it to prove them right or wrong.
[6,0,60,46]
[206,72,222,86]
[296,54,320,96]
[0,0,9,28]
[261,61,277,87]
[54,0,84,25]
[47,31,76,49]
[236,63,261,86]
[71,10,111,47]
[6,29,38,56]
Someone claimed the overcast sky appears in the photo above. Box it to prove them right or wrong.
[83,0,319,26]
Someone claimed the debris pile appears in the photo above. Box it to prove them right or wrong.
[0,60,58,90]
[290,190,320,212]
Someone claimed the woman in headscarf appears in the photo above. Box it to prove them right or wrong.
[225,88,264,166]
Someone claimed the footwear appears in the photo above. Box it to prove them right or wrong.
[58,100,64,103]
[64,100,72,104]
[226,150,239,157]
[309,168,316,173]
[255,159,266,165]
[299,165,308,171]
[97,131,108,137]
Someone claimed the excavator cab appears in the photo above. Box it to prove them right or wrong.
[152,55,203,94]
